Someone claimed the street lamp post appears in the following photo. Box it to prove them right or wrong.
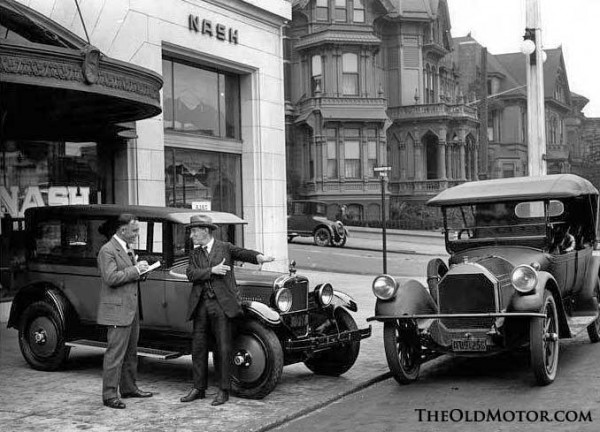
[521,0,547,176]
[374,166,391,273]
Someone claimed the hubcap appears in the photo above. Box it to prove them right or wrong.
[28,316,58,358]
[34,329,47,344]
[233,351,252,367]
[231,335,267,383]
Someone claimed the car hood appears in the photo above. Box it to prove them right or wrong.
[450,246,550,271]
[170,261,284,288]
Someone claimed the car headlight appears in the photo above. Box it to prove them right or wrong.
[274,288,293,312]
[315,283,334,306]
[511,265,538,293]
[372,275,398,300]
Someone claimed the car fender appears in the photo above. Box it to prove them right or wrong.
[374,279,437,318]
[573,252,600,313]
[509,272,570,337]
[313,223,335,237]
[8,283,75,333]
[510,271,556,312]
[242,301,281,326]
[330,290,357,312]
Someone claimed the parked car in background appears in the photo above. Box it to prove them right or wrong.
[287,200,348,247]
[8,205,371,399]
[368,174,600,386]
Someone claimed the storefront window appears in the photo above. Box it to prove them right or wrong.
[162,58,240,140]
[1,140,102,218]
[1,140,106,300]
[164,147,242,217]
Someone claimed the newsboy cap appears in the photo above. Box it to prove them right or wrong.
[188,214,218,231]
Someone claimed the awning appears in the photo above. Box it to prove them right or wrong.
[0,0,162,142]
[294,106,389,126]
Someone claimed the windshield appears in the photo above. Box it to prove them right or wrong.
[443,200,559,245]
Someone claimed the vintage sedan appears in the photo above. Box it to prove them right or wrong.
[8,205,371,398]
[287,200,348,247]
[368,174,600,385]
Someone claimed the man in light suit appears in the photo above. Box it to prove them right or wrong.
[97,213,152,409]
[180,214,274,406]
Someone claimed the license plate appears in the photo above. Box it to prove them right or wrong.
[451,338,487,352]
[289,315,307,328]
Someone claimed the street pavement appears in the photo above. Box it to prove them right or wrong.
[0,228,440,431]
[294,226,448,257]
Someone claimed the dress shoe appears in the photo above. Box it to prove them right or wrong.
[121,389,153,398]
[180,388,205,403]
[103,398,126,409]
[211,390,229,406]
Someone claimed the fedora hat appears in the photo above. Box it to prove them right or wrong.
[188,214,218,230]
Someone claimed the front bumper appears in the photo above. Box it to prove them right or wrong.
[284,326,371,352]
[367,312,545,322]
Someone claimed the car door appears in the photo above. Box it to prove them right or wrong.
[134,220,169,329]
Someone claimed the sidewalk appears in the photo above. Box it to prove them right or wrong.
[0,270,422,432]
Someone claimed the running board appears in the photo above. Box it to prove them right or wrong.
[65,339,182,359]
[566,315,598,337]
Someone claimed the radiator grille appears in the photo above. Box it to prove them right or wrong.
[438,273,497,329]
[288,278,308,312]
[283,278,309,335]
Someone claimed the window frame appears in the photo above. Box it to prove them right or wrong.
[342,52,359,96]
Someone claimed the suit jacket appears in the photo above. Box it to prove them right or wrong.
[97,237,141,326]
[186,240,260,320]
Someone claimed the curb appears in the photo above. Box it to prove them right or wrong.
[256,372,392,432]
[344,245,444,257]
[347,226,444,239]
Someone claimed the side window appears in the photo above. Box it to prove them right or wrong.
[134,221,150,252]
[152,222,163,253]
[34,218,102,262]
[34,220,62,257]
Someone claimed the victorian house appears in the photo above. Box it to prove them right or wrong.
[286,0,479,221]
[453,34,584,181]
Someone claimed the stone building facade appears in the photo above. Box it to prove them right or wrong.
[2,0,291,276]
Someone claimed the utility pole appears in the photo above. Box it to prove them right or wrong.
[523,0,547,176]
[374,166,391,274]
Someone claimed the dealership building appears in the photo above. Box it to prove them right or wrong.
[0,0,291,300]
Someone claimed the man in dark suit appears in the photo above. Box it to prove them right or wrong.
[181,214,274,406]
[97,213,153,409]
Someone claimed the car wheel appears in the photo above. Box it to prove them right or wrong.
[330,235,347,247]
[530,291,559,385]
[314,227,331,247]
[383,320,421,384]
[18,301,70,371]
[230,320,283,399]
[587,283,600,343]
[304,308,360,376]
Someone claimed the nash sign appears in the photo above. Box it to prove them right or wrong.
[0,186,90,218]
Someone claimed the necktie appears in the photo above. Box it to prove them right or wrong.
[127,249,136,265]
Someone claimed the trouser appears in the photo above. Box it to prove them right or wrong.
[102,312,139,400]
[191,298,232,391]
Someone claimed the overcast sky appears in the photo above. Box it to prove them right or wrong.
[447,0,600,117]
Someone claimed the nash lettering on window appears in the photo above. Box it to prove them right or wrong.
[0,186,90,218]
